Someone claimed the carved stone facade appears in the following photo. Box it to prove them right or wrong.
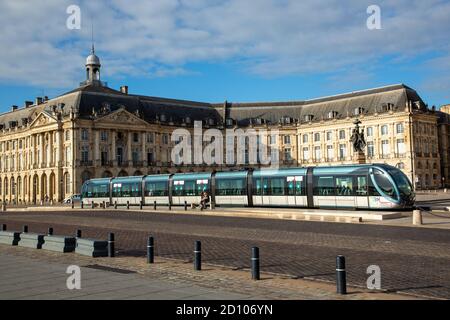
[0,51,448,204]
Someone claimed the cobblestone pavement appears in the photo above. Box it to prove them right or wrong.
[1,210,449,299]
[0,246,409,300]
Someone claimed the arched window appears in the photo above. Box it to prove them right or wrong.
[64,173,70,194]
[4,177,8,196]
[17,177,21,196]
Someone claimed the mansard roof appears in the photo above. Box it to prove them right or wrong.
[0,83,430,130]
[217,84,428,126]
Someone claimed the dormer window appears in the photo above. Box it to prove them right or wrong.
[226,118,234,126]
[327,111,338,119]
[354,107,364,116]
[304,114,314,122]
[381,103,394,112]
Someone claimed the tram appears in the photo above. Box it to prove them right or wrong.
[81,164,415,210]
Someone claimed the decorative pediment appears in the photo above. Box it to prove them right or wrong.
[94,107,148,126]
[28,111,58,129]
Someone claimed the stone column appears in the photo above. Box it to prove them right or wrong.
[55,130,61,165]
[127,132,132,166]
[95,130,100,166]
[48,132,53,167]
[39,134,44,168]
[111,130,116,166]
[142,132,147,167]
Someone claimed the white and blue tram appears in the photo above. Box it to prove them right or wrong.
[81,164,415,210]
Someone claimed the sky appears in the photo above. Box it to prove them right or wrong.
[0,0,449,113]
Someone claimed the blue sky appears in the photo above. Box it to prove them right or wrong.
[0,0,449,113]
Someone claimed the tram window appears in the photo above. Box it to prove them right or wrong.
[94,184,109,198]
[196,183,208,196]
[373,169,396,198]
[269,177,285,196]
[184,180,196,196]
[287,180,295,195]
[368,178,381,196]
[313,176,335,196]
[253,178,262,195]
[287,179,305,196]
[356,176,368,196]
[216,178,246,196]
[262,178,270,196]
[145,181,168,196]
[113,182,141,197]
[336,177,353,196]
[173,184,184,196]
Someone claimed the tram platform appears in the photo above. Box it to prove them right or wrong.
[4,204,405,223]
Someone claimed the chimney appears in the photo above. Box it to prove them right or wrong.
[35,97,43,105]
[24,101,33,108]
[11,105,18,112]
[120,86,129,94]
[43,96,49,102]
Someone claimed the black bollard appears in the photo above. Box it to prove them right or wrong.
[114,201,117,210]
[48,227,54,236]
[336,255,347,294]
[168,203,172,211]
[154,201,157,210]
[184,201,187,211]
[91,202,95,209]
[147,236,154,264]
[251,247,260,280]
[80,201,84,209]
[108,233,115,258]
[127,201,130,210]
[76,229,82,238]
[140,200,143,210]
[1,224,6,231]
[71,201,74,209]
[23,225,28,233]
[103,201,106,209]
[194,241,201,271]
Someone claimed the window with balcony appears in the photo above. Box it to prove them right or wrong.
[147,133,154,143]
[326,145,334,160]
[367,142,374,158]
[81,129,89,141]
[396,139,405,157]
[133,132,139,143]
[314,146,321,161]
[302,147,309,160]
[100,131,108,141]
[339,144,346,160]
[284,148,292,161]
[381,140,390,157]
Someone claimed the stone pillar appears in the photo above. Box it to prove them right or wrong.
[39,134,44,168]
[55,130,61,165]
[95,130,100,166]
[48,132,53,167]
[111,130,116,166]
[142,132,146,167]
[413,209,423,225]
[127,132,132,166]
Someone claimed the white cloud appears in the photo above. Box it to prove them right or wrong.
[0,0,449,93]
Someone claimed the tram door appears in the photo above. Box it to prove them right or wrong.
[355,176,369,208]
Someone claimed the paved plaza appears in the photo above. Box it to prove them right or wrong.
[1,208,449,299]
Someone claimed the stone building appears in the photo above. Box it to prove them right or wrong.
[0,49,447,203]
